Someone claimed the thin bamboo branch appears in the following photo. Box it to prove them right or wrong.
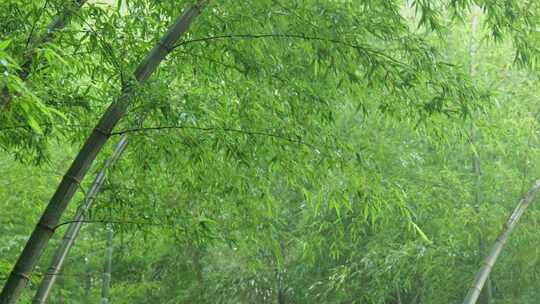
[54,218,163,228]
[173,33,412,69]
[111,125,317,149]
[462,179,540,304]
[0,2,208,303]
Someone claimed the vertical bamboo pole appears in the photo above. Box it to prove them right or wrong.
[84,257,92,303]
[100,227,113,304]
[468,10,493,304]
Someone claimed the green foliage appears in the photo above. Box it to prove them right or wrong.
[2,1,540,303]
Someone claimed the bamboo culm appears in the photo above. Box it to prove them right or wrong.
[33,101,152,304]
[31,135,128,304]
[462,179,540,304]
[100,227,113,304]
[468,11,492,304]
[0,2,208,303]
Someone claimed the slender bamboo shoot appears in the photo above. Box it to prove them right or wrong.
[463,179,540,304]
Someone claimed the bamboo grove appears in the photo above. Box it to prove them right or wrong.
[1,0,540,303]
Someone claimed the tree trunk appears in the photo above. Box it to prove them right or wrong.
[463,179,540,304]
[0,2,208,303]
[31,135,128,304]
[100,227,113,304]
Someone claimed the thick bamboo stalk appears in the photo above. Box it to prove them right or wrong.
[463,179,540,304]
[100,227,113,304]
[31,135,128,304]
[0,2,207,303]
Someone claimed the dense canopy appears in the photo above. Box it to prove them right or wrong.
[1,0,540,303]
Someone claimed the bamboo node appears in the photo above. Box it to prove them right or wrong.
[63,173,81,185]
[94,127,111,138]
[37,222,56,234]
[11,271,30,282]
[157,41,174,54]
[472,285,483,292]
